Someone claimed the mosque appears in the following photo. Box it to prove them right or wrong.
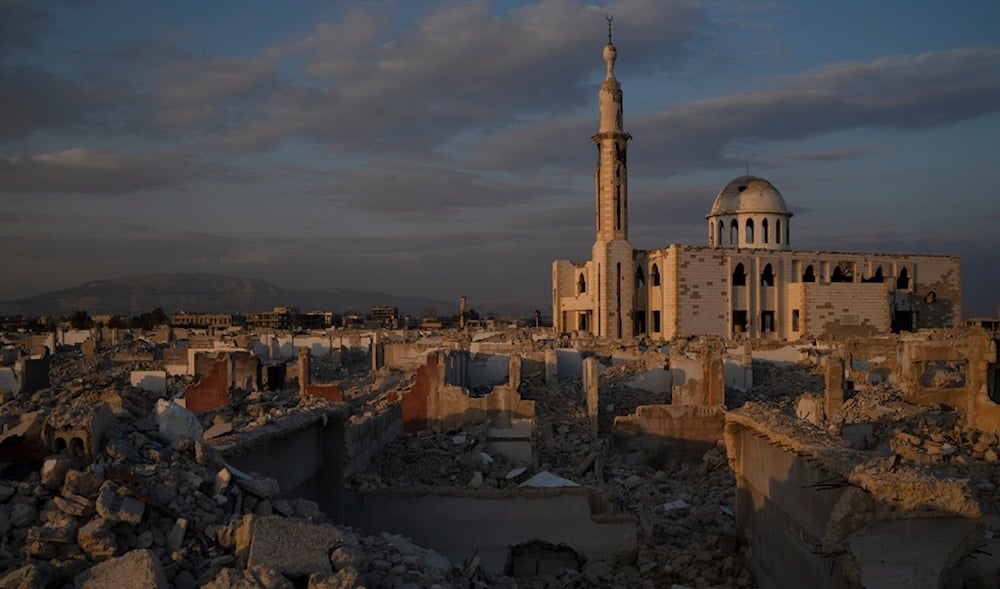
[551,28,961,341]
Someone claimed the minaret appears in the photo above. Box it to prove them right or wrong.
[590,16,634,338]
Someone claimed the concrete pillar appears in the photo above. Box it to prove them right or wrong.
[298,347,310,394]
[825,355,845,424]
[583,358,600,437]
[705,349,725,406]
[544,349,558,387]
[508,355,522,392]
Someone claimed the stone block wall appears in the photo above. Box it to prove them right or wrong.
[343,405,404,479]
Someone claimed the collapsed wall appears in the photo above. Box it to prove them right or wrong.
[725,404,983,588]
[345,488,636,573]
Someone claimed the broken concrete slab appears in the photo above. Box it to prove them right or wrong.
[74,549,168,589]
[243,516,343,578]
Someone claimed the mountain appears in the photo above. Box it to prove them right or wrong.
[0,273,466,318]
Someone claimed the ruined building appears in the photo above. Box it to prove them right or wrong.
[552,32,961,341]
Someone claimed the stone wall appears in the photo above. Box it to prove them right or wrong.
[343,405,404,479]
[345,489,636,572]
[725,406,981,588]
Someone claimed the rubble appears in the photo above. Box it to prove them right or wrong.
[0,324,996,588]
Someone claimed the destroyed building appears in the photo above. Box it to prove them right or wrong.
[552,31,961,340]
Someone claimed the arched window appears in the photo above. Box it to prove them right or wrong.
[776,219,782,244]
[762,219,769,244]
[577,273,586,294]
[730,219,738,244]
[785,222,790,246]
[717,220,724,246]
[635,266,645,288]
[732,263,746,286]
[803,264,816,282]
[896,267,910,290]
[746,219,754,244]
[651,264,661,286]
[863,267,884,283]
[761,263,774,287]
[832,266,850,283]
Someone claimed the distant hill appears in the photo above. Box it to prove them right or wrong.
[0,273,470,318]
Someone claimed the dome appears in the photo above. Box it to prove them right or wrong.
[707,176,790,218]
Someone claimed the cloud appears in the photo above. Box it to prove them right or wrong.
[0,147,231,195]
[470,45,1000,177]
[310,154,578,216]
[0,1,54,59]
[202,0,704,154]
[0,65,112,139]
[149,56,276,133]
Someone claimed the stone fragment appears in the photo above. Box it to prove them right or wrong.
[40,456,75,492]
[663,499,690,512]
[9,503,37,528]
[166,518,187,552]
[74,549,168,589]
[235,476,281,499]
[505,467,527,480]
[203,422,233,440]
[329,545,367,571]
[308,567,362,589]
[77,518,117,560]
[203,566,292,589]
[245,516,343,578]
[518,471,579,488]
[62,470,103,499]
[53,494,94,518]
[155,399,203,443]
[469,471,483,488]
[292,498,321,519]
[95,481,145,525]
[0,564,46,589]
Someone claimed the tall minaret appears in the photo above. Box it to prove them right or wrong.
[590,16,634,338]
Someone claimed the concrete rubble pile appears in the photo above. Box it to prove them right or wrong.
[2,323,997,588]
[0,344,507,589]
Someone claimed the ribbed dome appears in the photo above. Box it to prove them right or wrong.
[708,176,790,217]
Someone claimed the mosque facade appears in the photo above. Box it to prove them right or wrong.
[552,33,961,341]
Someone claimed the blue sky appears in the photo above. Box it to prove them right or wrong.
[1,0,998,316]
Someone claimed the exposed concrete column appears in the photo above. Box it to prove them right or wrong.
[583,358,600,436]
[825,355,845,425]
[508,355,522,392]
[298,347,310,394]
[544,349,558,387]
[705,346,725,406]
[371,330,384,371]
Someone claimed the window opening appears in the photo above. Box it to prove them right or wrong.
[651,264,661,286]
[732,263,746,286]
[762,219,769,243]
[896,267,910,290]
[761,263,775,287]
[745,219,754,244]
[803,265,816,282]
[761,311,775,333]
[577,273,586,294]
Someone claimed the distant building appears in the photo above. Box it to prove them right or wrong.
[169,312,245,329]
[552,31,961,341]
[369,305,400,328]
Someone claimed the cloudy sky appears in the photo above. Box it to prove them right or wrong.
[1,0,998,316]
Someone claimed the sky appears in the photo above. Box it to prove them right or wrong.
[1,0,999,317]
